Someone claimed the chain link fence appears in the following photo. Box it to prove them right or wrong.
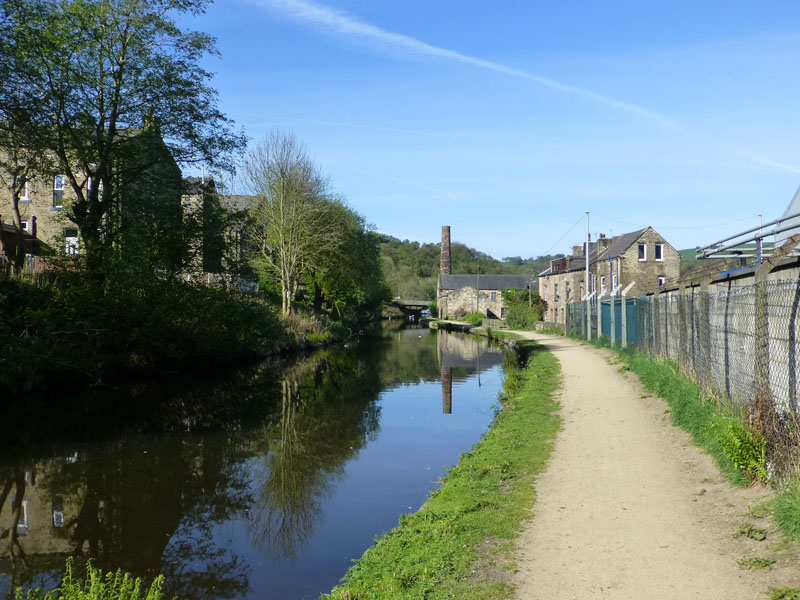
[566,279,800,474]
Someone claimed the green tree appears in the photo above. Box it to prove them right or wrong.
[244,131,344,315]
[0,0,245,270]
[307,202,388,320]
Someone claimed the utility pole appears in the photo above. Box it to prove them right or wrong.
[586,212,591,341]
[529,270,532,307]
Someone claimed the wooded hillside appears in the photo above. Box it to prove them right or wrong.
[378,234,563,300]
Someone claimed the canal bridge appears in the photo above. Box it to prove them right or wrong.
[391,299,432,321]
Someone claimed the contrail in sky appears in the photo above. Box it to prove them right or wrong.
[249,0,800,174]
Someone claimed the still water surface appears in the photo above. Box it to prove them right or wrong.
[0,325,509,599]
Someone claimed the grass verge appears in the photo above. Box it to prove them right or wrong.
[321,339,561,599]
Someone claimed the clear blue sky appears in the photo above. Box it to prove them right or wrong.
[187,0,800,258]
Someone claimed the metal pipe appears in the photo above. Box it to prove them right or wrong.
[702,221,800,257]
[699,210,800,253]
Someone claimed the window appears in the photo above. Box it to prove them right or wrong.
[64,228,79,255]
[638,243,647,261]
[20,181,30,203]
[53,175,65,208]
[612,274,618,290]
[658,276,666,287]
[20,220,28,232]
[15,500,29,536]
[600,276,606,293]
[655,243,664,261]
[500,307,506,319]
[491,291,497,301]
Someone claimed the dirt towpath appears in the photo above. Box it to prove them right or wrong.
[511,332,798,600]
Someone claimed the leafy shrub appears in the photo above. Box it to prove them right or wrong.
[710,419,769,483]
[463,312,484,325]
[16,557,169,600]
[504,303,542,330]
[0,268,286,391]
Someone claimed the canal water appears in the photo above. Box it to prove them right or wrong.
[0,325,510,600]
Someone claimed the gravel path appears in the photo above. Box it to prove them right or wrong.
[511,332,798,600]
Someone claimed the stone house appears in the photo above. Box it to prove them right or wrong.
[436,225,535,320]
[438,273,534,320]
[593,227,680,297]
[0,128,182,260]
[538,243,599,324]
[539,227,681,324]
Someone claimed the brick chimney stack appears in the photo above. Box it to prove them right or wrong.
[440,226,451,274]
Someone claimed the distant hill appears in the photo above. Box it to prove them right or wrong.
[378,234,563,300]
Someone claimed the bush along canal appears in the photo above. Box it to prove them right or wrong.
[323,337,561,600]
[1,324,541,600]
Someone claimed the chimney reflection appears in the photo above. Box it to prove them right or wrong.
[441,367,452,414]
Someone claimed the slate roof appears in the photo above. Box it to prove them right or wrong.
[595,227,649,261]
[440,274,534,291]
[223,194,259,213]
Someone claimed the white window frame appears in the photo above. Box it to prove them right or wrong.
[655,243,664,262]
[491,291,497,301]
[638,243,647,261]
[612,274,618,290]
[658,276,666,287]
[20,180,30,203]
[600,275,606,293]
[64,228,80,255]
[53,175,66,208]
[20,220,28,232]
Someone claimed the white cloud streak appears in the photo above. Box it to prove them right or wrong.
[248,0,800,174]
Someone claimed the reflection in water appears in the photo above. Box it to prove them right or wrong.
[441,368,452,415]
[249,354,381,560]
[1,324,507,600]
[436,331,505,414]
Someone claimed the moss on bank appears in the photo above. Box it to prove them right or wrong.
[321,339,561,599]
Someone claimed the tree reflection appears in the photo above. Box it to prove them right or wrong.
[248,348,383,560]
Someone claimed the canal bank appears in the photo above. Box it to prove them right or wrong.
[322,338,561,599]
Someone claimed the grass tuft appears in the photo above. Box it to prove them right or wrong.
[321,340,561,599]
[738,557,776,570]
[774,483,800,541]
